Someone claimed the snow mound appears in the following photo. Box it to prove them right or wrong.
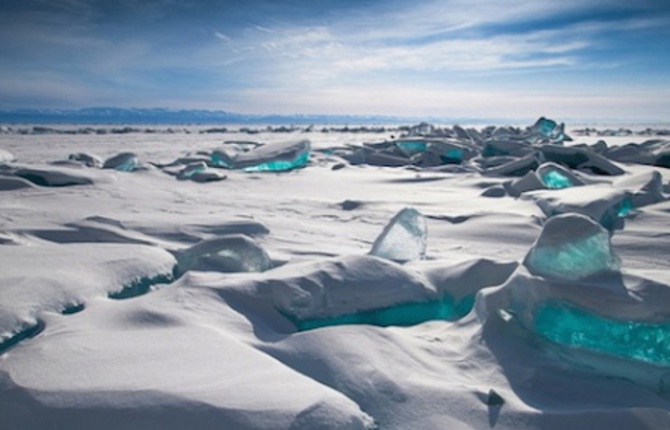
[0,242,177,343]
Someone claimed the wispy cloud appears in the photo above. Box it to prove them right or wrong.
[0,0,668,119]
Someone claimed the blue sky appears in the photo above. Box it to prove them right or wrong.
[1,0,669,121]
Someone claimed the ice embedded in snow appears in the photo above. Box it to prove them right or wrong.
[536,162,585,189]
[68,152,102,168]
[534,300,670,365]
[103,152,139,171]
[523,213,620,281]
[175,234,273,276]
[370,207,427,262]
[176,161,227,183]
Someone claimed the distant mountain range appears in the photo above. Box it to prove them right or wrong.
[0,107,450,125]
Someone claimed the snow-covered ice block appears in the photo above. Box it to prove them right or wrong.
[103,152,139,171]
[526,185,632,230]
[236,140,311,172]
[484,153,541,177]
[370,207,427,262]
[175,234,273,276]
[614,170,665,208]
[268,255,432,321]
[0,175,35,191]
[68,152,102,168]
[538,145,624,176]
[505,171,546,197]
[13,166,95,187]
[177,161,208,180]
[536,162,585,189]
[523,213,620,281]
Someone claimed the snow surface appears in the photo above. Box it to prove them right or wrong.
[0,123,669,429]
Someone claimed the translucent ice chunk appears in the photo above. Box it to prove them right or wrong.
[541,170,572,189]
[536,162,584,189]
[103,152,139,172]
[535,300,670,365]
[370,207,427,262]
[523,213,620,281]
[175,234,273,276]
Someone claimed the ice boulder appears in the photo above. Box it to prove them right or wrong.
[523,213,620,281]
[536,162,585,189]
[103,152,139,172]
[175,234,273,276]
[370,207,427,262]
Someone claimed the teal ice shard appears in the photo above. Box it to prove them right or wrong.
[530,117,571,143]
[536,162,584,189]
[523,213,620,281]
[103,152,139,172]
[534,300,670,365]
[175,234,273,276]
[370,207,427,262]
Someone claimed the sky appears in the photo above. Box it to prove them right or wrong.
[1,0,669,121]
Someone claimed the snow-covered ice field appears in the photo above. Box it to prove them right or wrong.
[1,120,669,429]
